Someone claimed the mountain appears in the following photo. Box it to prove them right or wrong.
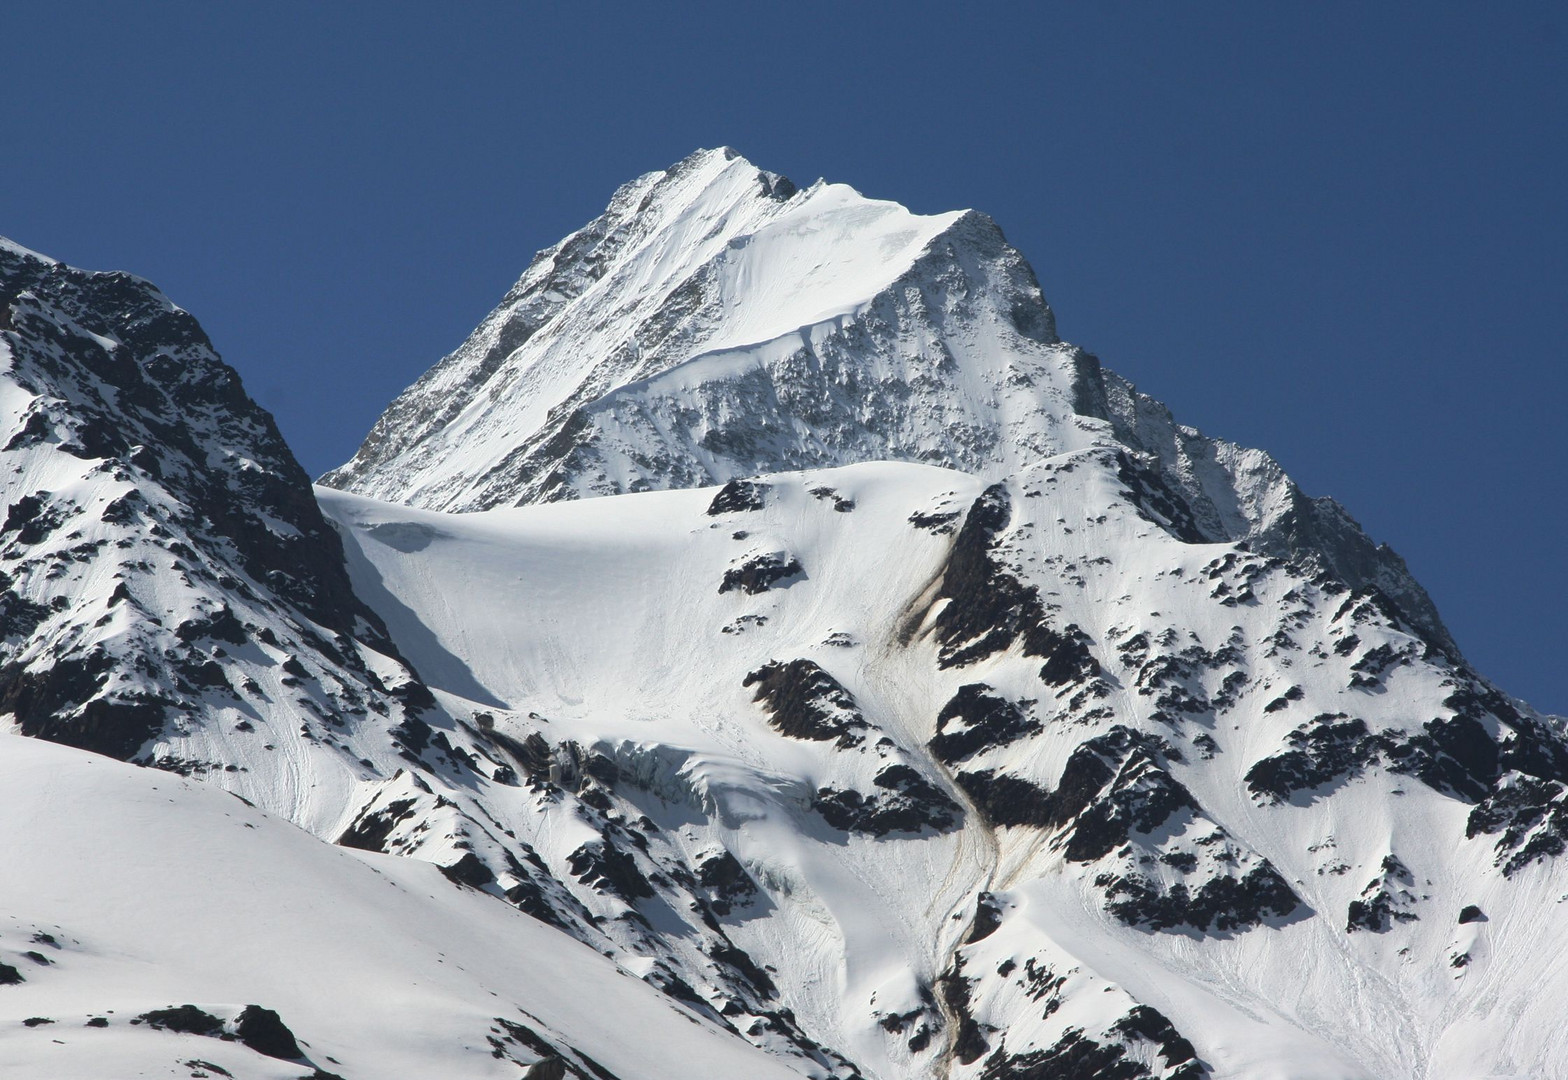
[5,148,1567,1080]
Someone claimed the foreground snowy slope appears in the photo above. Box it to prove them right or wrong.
[323,458,1568,1080]
[0,732,801,1080]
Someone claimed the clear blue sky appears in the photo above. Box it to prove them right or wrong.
[4,3,1563,712]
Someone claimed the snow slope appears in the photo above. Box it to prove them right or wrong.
[322,457,1568,1080]
[0,732,801,1080]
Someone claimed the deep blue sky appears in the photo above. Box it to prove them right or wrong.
[4,4,1563,712]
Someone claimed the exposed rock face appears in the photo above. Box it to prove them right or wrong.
[1096,370,1459,654]
[0,238,410,761]
[745,659,870,749]
[0,241,367,631]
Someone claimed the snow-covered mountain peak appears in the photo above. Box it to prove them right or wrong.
[319,147,1080,511]
[322,149,1454,654]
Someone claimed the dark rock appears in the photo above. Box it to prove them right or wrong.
[1385,715,1498,803]
[931,684,1039,764]
[567,839,654,902]
[1245,715,1382,805]
[928,485,1103,691]
[1034,729,1303,932]
[954,769,1054,828]
[1263,685,1304,713]
[391,713,434,759]
[440,852,496,889]
[183,1064,233,1079]
[1100,864,1301,933]
[808,486,855,512]
[337,796,419,852]
[744,659,868,749]
[908,509,961,533]
[1037,625,1101,688]
[937,960,988,1066]
[928,485,1033,667]
[1467,776,1568,876]
[1052,728,1191,861]
[0,962,23,985]
[173,607,248,645]
[1113,451,1207,544]
[1110,1005,1201,1071]
[0,572,51,641]
[2,493,59,545]
[814,765,961,835]
[707,479,767,515]
[979,1028,1142,1080]
[1346,855,1420,933]
[1458,904,1485,924]
[234,1005,303,1060]
[707,940,777,998]
[760,172,798,201]
[135,1004,224,1036]
[719,551,804,595]
[1499,717,1568,785]
[975,994,1209,1080]
[696,849,758,915]
[3,648,171,759]
[966,892,1003,944]
[525,1058,569,1080]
